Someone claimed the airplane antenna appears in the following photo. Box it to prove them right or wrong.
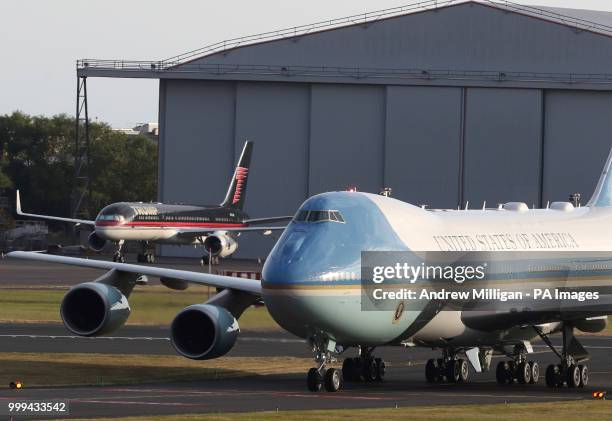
[546,201,550,209]
[482,201,486,210]
[497,203,503,210]
[464,201,469,210]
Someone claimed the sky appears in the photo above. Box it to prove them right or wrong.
[1,0,612,128]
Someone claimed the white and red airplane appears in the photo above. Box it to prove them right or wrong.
[17,141,289,263]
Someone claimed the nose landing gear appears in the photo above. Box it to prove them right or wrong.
[306,338,342,392]
[112,240,125,263]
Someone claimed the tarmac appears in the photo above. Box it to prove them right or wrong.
[1,256,611,418]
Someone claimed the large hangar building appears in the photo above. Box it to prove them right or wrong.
[80,0,612,257]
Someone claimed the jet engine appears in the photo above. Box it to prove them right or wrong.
[60,282,130,336]
[203,232,238,258]
[170,304,239,360]
[88,231,108,252]
[575,316,608,333]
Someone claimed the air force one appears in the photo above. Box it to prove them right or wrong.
[9,149,612,393]
[16,141,290,263]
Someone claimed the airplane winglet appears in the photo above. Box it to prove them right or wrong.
[13,189,95,226]
[587,147,612,207]
[16,189,22,214]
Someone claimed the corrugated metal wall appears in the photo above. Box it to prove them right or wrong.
[159,79,611,258]
[156,2,612,258]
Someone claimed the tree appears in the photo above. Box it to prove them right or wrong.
[0,111,158,223]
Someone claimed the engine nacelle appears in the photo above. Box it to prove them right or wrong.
[204,232,238,258]
[88,231,108,252]
[170,304,239,360]
[60,282,130,337]
[575,316,608,333]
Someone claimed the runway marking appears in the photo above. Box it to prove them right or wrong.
[76,385,582,402]
[0,334,303,343]
[239,337,305,344]
[0,334,169,341]
[533,345,612,350]
[17,389,583,405]
[75,399,207,407]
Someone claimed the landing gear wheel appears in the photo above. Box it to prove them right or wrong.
[529,361,539,384]
[324,368,342,392]
[545,364,562,388]
[457,359,469,383]
[496,361,511,385]
[375,358,386,382]
[352,357,363,382]
[567,364,581,388]
[446,360,461,383]
[579,365,589,387]
[342,358,355,382]
[517,362,531,384]
[362,357,378,382]
[436,358,446,382]
[556,364,565,387]
[426,359,438,383]
[307,368,323,392]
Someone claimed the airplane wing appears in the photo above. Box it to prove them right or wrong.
[461,300,612,332]
[175,226,286,237]
[16,190,95,226]
[7,251,261,294]
[243,216,293,225]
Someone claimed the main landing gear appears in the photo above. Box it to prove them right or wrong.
[136,241,155,263]
[306,340,385,392]
[537,324,589,388]
[425,349,470,383]
[112,240,125,263]
[341,347,386,383]
[495,343,539,385]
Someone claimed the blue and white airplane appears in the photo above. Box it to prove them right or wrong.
[9,149,612,392]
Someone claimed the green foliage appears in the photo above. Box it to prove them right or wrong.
[0,111,157,220]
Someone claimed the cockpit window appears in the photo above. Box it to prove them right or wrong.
[307,210,327,222]
[294,210,309,222]
[98,215,125,222]
[293,210,344,223]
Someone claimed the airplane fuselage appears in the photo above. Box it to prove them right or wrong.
[262,191,612,349]
[94,202,248,244]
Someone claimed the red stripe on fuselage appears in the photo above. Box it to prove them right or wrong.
[95,221,246,228]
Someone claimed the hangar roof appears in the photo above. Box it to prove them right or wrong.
[78,0,612,90]
[534,5,612,28]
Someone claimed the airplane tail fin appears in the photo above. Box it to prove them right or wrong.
[220,141,253,210]
[587,147,612,207]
